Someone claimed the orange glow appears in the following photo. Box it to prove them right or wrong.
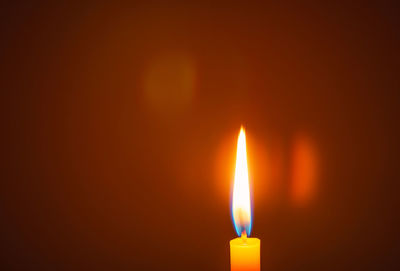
[290,134,318,205]
[232,127,252,236]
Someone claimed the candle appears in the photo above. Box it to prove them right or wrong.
[230,127,260,271]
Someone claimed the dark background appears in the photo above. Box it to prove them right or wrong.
[1,1,399,270]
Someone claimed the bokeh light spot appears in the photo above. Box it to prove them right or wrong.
[143,53,196,115]
[290,133,319,206]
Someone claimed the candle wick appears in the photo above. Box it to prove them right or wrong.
[241,231,247,243]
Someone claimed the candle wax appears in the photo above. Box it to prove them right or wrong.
[230,236,260,271]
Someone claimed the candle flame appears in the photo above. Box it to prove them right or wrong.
[232,127,252,237]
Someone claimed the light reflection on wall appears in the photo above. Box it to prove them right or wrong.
[290,133,319,206]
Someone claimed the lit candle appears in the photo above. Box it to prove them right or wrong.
[230,127,260,271]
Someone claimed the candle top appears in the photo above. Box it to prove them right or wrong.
[230,237,260,247]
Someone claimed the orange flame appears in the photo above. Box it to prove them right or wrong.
[232,127,252,236]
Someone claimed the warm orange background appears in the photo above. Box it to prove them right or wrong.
[1,2,399,271]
